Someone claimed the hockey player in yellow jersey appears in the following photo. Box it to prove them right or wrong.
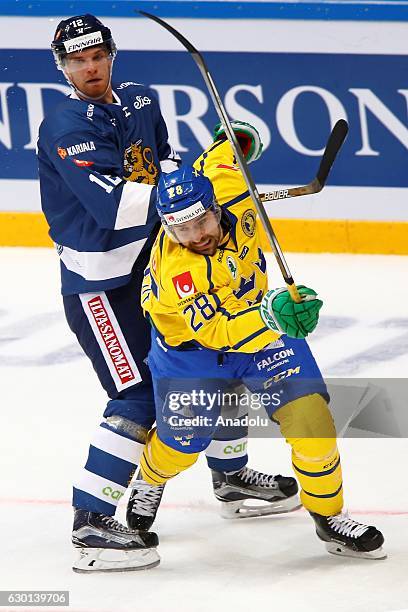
[140,121,385,560]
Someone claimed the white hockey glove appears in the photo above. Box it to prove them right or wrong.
[259,286,323,339]
[213,120,263,163]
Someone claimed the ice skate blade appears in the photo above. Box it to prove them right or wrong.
[72,546,160,573]
[220,495,301,519]
[325,541,387,560]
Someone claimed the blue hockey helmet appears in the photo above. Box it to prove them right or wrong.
[51,14,117,71]
[156,166,221,242]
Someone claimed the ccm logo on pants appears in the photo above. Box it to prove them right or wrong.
[80,292,141,391]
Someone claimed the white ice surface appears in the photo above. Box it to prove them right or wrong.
[1,248,408,612]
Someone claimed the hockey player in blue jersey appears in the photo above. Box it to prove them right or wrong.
[37,14,177,572]
[37,15,298,573]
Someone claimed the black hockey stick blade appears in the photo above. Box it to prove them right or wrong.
[260,119,349,203]
[315,118,348,188]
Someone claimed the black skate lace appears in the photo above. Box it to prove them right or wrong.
[237,467,277,488]
[100,516,130,533]
[327,512,370,539]
[131,482,164,516]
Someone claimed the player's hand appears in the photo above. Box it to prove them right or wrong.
[259,285,323,339]
[212,120,263,163]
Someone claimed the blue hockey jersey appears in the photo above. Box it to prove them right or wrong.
[37,82,180,295]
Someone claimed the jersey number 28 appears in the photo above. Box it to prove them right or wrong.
[183,295,216,332]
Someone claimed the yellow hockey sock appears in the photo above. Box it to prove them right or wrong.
[140,428,200,485]
[274,393,343,516]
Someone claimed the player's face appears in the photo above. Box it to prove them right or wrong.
[65,46,113,102]
[173,210,222,256]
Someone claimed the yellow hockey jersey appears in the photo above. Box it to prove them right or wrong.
[142,139,280,353]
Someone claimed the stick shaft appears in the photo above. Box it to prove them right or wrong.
[140,11,301,301]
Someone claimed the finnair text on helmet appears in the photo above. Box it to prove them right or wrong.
[64,31,104,54]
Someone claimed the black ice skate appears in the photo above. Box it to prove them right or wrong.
[212,466,300,518]
[126,472,165,531]
[72,509,160,572]
[310,511,386,559]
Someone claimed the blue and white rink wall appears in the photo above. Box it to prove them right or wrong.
[1,0,407,253]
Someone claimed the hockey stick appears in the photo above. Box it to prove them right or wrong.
[260,119,348,203]
[139,10,303,303]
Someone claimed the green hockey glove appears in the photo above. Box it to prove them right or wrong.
[259,285,323,339]
[213,120,263,163]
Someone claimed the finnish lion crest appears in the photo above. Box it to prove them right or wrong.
[123,140,158,184]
